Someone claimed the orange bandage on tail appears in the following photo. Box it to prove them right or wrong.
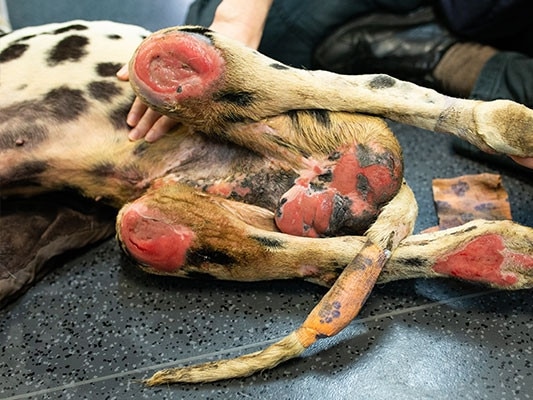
[295,240,388,348]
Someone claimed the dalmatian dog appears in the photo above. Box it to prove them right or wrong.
[1,21,532,385]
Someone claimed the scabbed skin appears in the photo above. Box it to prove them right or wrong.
[275,141,403,237]
[118,201,195,272]
[121,27,405,275]
[2,20,533,386]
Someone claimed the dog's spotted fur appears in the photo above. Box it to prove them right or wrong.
[1,21,532,385]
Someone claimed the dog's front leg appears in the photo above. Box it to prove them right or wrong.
[129,26,533,159]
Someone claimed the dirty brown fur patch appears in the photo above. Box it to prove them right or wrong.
[52,23,88,35]
[213,90,256,107]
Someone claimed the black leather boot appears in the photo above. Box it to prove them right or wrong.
[313,7,457,90]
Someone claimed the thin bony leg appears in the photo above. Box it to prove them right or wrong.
[139,182,417,384]
[116,182,533,384]
[120,24,533,385]
[117,185,533,291]
[382,219,533,289]
[129,26,533,159]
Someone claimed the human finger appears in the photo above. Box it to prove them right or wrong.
[126,97,149,128]
[145,116,180,142]
[116,64,129,81]
[128,107,162,141]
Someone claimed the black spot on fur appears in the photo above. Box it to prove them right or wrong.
[53,24,88,34]
[47,35,89,65]
[0,43,29,62]
[0,124,49,150]
[308,109,331,128]
[90,161,115,177]
[1,178,43,190]
[250,236,285,249]
[43,86,88,121]
[174,28,213,46]
[1,100,36,122]
[239,170,297,209]
[270,63,290,70]
[120,164,145,185]
[397,256,431,267]
[287,110,311,128]
[109,100,134,130]
[133,141,150,157]
[88,80,122,102]
[16,34,37,42]
[214,90,255,107]
[451,225,477,235]
[90,162,143,187]
[369,75,396,89]
[7,160,49,181]
[180,26,212,35]
[328,194,376,236]
[96,62,123,77]
[0,88,86,128]
[187,248,236,267]
[185,271,217,280]
[268,132,311,158]
[107,34,122,40]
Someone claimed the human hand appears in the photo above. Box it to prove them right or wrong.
[117,65,180,142]
[510,155,533,169]
[119,0,272,142]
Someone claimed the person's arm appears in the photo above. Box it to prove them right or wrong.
[118,0,273,142]
[209,0,272,48]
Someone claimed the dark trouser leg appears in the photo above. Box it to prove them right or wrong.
[449,51,533,173]
[470,52,533,109]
